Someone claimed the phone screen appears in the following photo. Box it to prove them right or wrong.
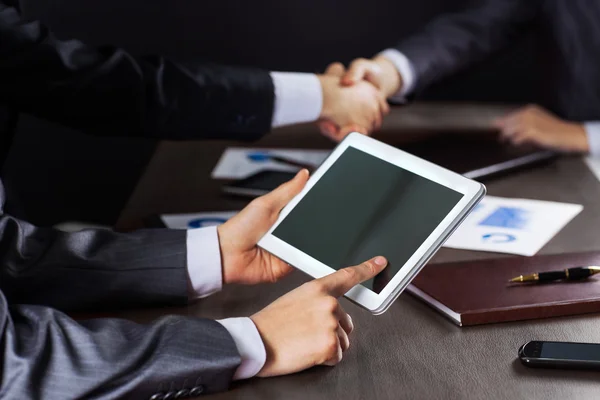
[541,342,600,361]
[272,146,464,294]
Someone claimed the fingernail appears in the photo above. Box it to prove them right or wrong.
[374,256,387,266]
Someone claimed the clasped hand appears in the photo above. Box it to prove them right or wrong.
[316,57,400,141]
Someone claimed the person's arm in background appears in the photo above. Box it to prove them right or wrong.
[318,0,539,137]
[0,2,386,143]
[340,0,540,99]
[331,0,599,154]
[492,104,600,155]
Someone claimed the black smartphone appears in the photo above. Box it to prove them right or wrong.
[519,340,600,370]
[222,170,296,198]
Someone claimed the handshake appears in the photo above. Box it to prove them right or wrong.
[316,56,403,141]
[316,56,591,154]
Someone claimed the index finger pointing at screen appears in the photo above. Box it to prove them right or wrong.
[317,256,388,298]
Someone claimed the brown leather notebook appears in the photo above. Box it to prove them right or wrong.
[406,251,600,326]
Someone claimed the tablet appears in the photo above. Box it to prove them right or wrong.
[258,133,486,314]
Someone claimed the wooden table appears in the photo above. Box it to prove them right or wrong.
[117,104,600,399]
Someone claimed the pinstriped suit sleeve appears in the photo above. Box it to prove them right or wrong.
[0,181,242,398]
[0,211,191,312]
[0,293,241,399]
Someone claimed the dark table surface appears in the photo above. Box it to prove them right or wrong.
[117,105,600,399]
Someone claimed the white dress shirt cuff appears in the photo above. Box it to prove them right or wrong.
[186,227,223,299]
[584,122,600,157]
[270,72,323,128]
[217,317,267,380]
[378,49,417,103]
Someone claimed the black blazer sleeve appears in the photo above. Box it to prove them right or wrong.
[0,2,275,141]
[394,0,541,94]
[1,293,241,399]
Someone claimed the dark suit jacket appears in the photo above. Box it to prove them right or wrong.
[0,2,280,398]
[394,0,600,121]
[0,0,275,168]
[0,176,243,399]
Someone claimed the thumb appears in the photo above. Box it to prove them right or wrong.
[325,62,346,77]
[261,169,310,211]
[341,61,368,86]
[341,60,383,88]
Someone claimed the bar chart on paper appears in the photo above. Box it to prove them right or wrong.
[444,196,583,256]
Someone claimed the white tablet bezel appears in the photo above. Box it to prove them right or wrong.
[258,132,485,314]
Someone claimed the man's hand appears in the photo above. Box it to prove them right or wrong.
[316,63,389,142]
[251,256,388,377]
[317,57,400,140]
[493,104,589,153]
[217,169,309,285]
[340,56,403,99]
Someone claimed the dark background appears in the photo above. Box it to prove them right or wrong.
[4,0,536,226]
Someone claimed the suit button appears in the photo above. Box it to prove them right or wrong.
[163,392,176,400]
[175,389,190,399]
[149,394,165,400]
[189,386,204,396]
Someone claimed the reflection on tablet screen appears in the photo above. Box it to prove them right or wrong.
[272,147,464,293]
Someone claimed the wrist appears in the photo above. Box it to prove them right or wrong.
[250,313,275,377]
[567,122,590,153]
[216,225,235,285]
[373,55,402,98]
[317,75,339,120]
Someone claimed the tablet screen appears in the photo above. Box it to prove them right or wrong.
[272,146,464,293]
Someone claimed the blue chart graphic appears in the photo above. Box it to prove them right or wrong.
[482,233,517,243]
[479,207,530,230]
[188,218,228,229]
[247,152,271,162]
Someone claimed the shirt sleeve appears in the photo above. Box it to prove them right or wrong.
[216,317,267,380]
[186,230,267,379]
[186,227,223,299]
[378,49,417,103]
[584,122,600,157]
[269,72,323,128]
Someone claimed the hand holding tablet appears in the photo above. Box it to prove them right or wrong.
[216,139,484,374]
[217,169,389,374]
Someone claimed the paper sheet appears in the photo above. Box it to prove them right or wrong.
[161,211,238,229]
[584,156,600,182]
[444,196,583,256]
[211,147,330,179]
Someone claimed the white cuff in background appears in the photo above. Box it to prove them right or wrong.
[584,122,600,157]
[186,227,223,299]
[269,72,323,128]
[378,48,417,103]
[217,317,267,380]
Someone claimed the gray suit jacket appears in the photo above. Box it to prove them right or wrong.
[0,178,241,399]
[395,0,600,121]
